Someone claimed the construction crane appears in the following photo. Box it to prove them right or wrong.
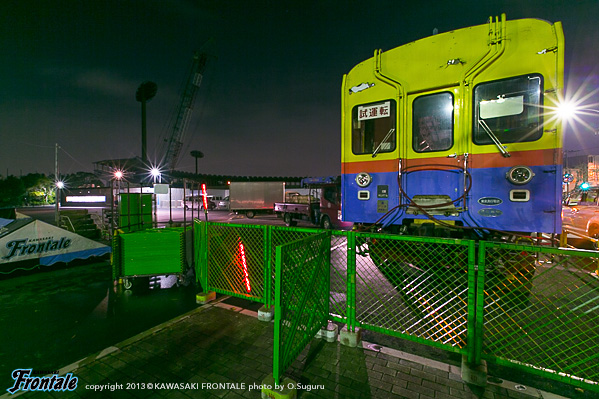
[161,51,209,172]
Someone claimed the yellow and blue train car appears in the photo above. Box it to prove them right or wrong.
[341,15,564,238]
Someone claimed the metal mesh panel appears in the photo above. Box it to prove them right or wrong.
[354,233,471,352]
[330,232,348,322]
[206,223,266,301]
[270,227,321,306]
[480,243,599,388]
[273,232,331,385]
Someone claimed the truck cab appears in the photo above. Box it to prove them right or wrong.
[318,183,351,230]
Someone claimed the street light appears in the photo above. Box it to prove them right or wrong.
[136,81,158,163]
[150,167,161,183]
[190,150,204,176]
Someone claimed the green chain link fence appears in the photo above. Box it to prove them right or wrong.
[196,222,269,302]
[273,231,331,385]
[193,220,599,392]
[478,241,599,390]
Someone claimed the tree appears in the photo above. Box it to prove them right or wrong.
[0,176,26,208]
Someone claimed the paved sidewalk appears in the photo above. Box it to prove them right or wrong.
[4,298,577,399]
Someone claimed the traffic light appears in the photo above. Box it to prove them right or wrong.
[563,173,573,183]
[580,182,590,190]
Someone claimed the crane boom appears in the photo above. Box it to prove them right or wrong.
[162,52,208,172]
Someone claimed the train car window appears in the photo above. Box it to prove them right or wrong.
[473,74,543,145]
[352,100,396,155]
[412,92,454,152]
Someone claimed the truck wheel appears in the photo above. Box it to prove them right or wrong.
[588,225,599,249]
[283,213,296,227]
[246,211,255,218]
[321,215,332,230]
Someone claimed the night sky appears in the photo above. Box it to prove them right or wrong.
[1,0,598,178]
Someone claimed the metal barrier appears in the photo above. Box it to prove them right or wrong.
[273,231,331,385]
[112,227,186,281]
[477,242,599,390]
[193,220,599,392]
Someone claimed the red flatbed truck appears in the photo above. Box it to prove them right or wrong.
[274,177,352,229]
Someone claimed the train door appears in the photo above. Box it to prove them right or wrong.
[402,90,464,230]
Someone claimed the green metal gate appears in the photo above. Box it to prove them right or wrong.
[273,232,331,385]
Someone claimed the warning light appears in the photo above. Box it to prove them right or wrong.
[238,240,251,293]
[201,183,208,210]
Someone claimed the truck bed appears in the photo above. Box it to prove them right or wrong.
[273,201,317,216]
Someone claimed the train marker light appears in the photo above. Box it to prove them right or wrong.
[506,166,534,185]
[355,172,372,188]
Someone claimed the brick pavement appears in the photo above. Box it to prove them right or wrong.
[5,298,575,399]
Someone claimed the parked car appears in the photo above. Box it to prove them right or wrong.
[186,196,216,210]
[562,187,599,241]
[202,199,217,210]
[217,196,230,210]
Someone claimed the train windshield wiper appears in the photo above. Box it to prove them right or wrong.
[478,119,510,158]
[372,128,395,158]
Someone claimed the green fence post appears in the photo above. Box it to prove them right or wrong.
[264,225,272,308]
[273,244,283,386]
[466,240,478,365]
[347,231,357,332]
[473,240,487,366]
[200,221,209,290]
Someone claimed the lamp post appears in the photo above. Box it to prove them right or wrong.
[190,150,204,176]
[136,82,158,163]
[54,143,61,226]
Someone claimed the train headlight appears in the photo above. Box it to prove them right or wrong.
[506,166,534,185]
[355,172,372,187]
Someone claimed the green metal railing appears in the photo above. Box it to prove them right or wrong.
[273,232,331,385]
[193,220,599,392]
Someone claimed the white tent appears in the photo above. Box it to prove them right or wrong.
[0,218,111,274]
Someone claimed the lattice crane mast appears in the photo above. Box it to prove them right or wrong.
[162,52,208,172]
